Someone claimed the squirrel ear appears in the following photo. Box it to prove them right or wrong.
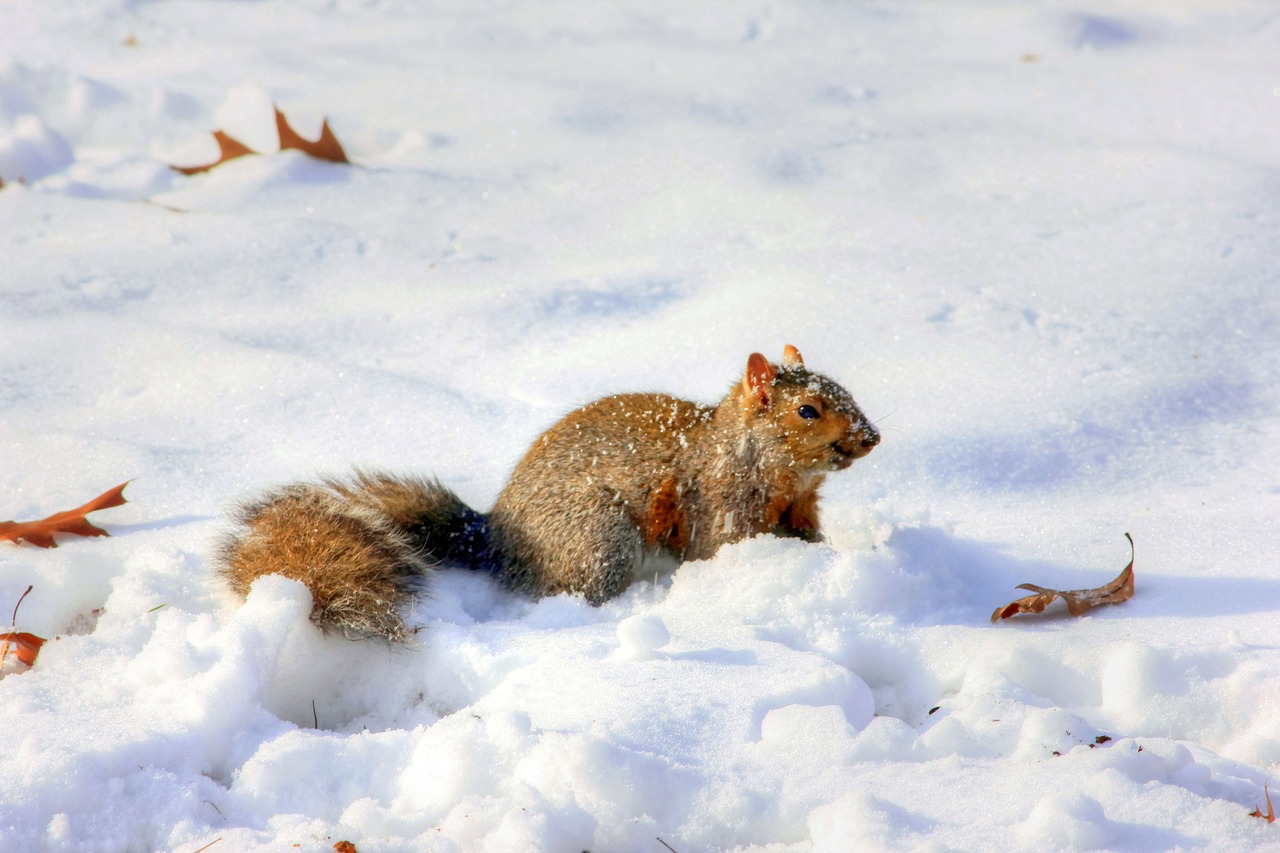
[782,344,804,367]
[743,352,777,410]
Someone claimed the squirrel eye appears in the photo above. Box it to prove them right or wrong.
[797,404,820,420]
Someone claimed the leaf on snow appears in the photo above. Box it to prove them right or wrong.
[172,130,257,175]
[1251,785,1276,823]
[0,585,45,669]
[275,106,348,163]
[333,842,359,853]
[991,533,1135,623]
[172,104,349,174]
[0,631,46,667]
[0,481,130,548]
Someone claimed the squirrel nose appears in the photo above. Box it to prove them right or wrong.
[857,424,880,449]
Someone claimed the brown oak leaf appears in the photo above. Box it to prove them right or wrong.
[173,105,349,174]
[992,533,1135,623]
[1252,785,1276,823]
[276,106,348,163]
[333,842,359,853]
[0,482,130,548]
[173,130,257,175]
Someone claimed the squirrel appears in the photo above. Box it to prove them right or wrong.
[218,345,880,641]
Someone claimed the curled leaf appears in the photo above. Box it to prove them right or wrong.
[992,533,1135,623]
[1251,785,1276,823]
[0,482,130,548]
[0,631,46,667]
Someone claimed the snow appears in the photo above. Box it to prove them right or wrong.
[2,0,1279,850]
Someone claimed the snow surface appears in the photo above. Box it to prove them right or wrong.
[2,1,1280,851]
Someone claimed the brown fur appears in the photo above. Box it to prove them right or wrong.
[645,477,688,553]
[219,482,433,640]
[218,347,879,639]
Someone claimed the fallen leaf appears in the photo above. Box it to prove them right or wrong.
[0,631,46,667]
[1251,785,1275,823]
[172,105,349,174]
[991,533,1135,623]
[0,585,45,668]
[173,130,257,175]
[0,481,131,548]
[276,106,349,163]
[333,842,359,853]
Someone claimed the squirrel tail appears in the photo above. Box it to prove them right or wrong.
[218,470,496,642]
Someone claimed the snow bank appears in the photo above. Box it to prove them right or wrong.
[2,0,1279,851]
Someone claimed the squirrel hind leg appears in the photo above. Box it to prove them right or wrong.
[539,503,648,605]
[219,483,433,642]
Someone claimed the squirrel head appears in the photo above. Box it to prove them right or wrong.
[737,345,879,472]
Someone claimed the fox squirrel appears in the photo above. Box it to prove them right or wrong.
[219,346,879,640]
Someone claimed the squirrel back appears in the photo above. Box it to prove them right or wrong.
[218,346,879,639]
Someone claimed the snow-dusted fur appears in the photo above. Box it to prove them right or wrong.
[219,347,879,638]
[219,472,475,640]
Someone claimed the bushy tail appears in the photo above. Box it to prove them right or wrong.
[218,470,494,642]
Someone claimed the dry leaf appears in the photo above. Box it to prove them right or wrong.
[0,585,45,669]
[173,130,257,175]
[991,533,1135,623]
[276,106,348,163]
[0,631,46,667]
[172,105,349,174]
[1252,785,1276,823]
[333,842,359,853]
[0,481,130,548]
